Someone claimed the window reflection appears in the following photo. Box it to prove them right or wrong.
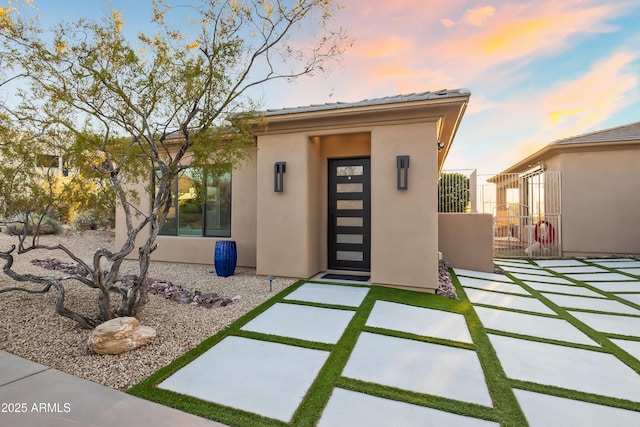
[155,167,231,237]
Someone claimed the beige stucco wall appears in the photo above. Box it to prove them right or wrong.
[438,213,494,272]
[255,122,442,292]
[545,148,640,256]
[255,132,371,278]
[370,122,440,292]
[115,153,258,267]
[255,132,314,277]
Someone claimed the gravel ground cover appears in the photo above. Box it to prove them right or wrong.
[0,230,294,391]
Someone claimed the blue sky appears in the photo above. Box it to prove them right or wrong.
[6,0,640,174]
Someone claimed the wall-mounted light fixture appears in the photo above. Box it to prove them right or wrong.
[274,161,286,192]
[396,155,409,190]
[437,141,445,151]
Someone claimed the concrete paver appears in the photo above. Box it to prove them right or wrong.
[283,282,369,307]
[522,281,604,297]
[498,265,554,275]
[494,260,536,268]
[510,273,574,284]
[568,311,640,337]
[610,339,640,361]
[453,268,514,282]
[318,388,499,427]
[617,293,640,305]
[495,258,530,264]
[474,306,597,345]
[585,281,640,292]
[564,272,637,281]
[592,261,640,269]
[546,265,607,274]
[158,336,329,422]
[583,258,635,263]
[534,259,587,267]
[488,334,640,402]
[514,389,640,427]
[240,302,355,344]
[542,293,640,315]
[457,276,530,295]
[341,332,493,407]
[365,300,473,343]
[465,288,556,315]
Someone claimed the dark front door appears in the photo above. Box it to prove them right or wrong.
[328,157,371,271]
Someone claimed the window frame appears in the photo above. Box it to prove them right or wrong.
[153,166,232,238]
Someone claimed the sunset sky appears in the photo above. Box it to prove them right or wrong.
[8,0,640,174]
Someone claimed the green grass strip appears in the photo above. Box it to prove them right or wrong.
[335,377,500,423]
[509,379,640,412]
[500,270,640,375]
[287,284,378,425]
[451,272,529,426]
[362,325,476,350]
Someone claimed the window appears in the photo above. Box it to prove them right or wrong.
[36,154,60,168]
[155,167,231,237]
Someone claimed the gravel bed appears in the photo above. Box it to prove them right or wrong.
[0,230,294,391]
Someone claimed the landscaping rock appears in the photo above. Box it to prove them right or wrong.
[436,260,458,299]
[87,317,156,355]
[31,260,238,309]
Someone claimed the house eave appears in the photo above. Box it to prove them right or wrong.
[497,138,640,176]
[253,94,470,171]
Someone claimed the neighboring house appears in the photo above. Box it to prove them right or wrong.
[496,121,640,257]
[115,89,472,292]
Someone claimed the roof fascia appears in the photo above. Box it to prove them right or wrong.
[499,139,640,174]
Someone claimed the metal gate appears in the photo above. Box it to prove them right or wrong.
[479,171,561,258]
[439,169,562,258]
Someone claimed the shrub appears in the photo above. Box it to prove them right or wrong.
[72,209,113,231]
[2,215,62,235]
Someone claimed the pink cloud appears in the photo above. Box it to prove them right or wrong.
[441,18,456,28]
[436,1,627,78]
[269,0,638,156]
[465,6,495,26]
[323,0,632,100]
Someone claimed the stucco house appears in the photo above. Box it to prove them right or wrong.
[115,89,472,293]
[496,121,640,257]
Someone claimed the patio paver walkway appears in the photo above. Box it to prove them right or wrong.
[130,261,640,426]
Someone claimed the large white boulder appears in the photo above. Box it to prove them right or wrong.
[87,317,156,355]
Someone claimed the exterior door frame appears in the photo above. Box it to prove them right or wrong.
[327,157,371,271]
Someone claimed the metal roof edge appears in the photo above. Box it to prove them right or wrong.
[261,89,471,117]
[550,121,640,145]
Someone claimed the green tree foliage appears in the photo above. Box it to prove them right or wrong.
[438,172,470,213]
[0,0,348,328]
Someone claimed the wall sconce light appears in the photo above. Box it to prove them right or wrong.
[397,155,409,190]
[274,161,286,192]
[437,141,445,151]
